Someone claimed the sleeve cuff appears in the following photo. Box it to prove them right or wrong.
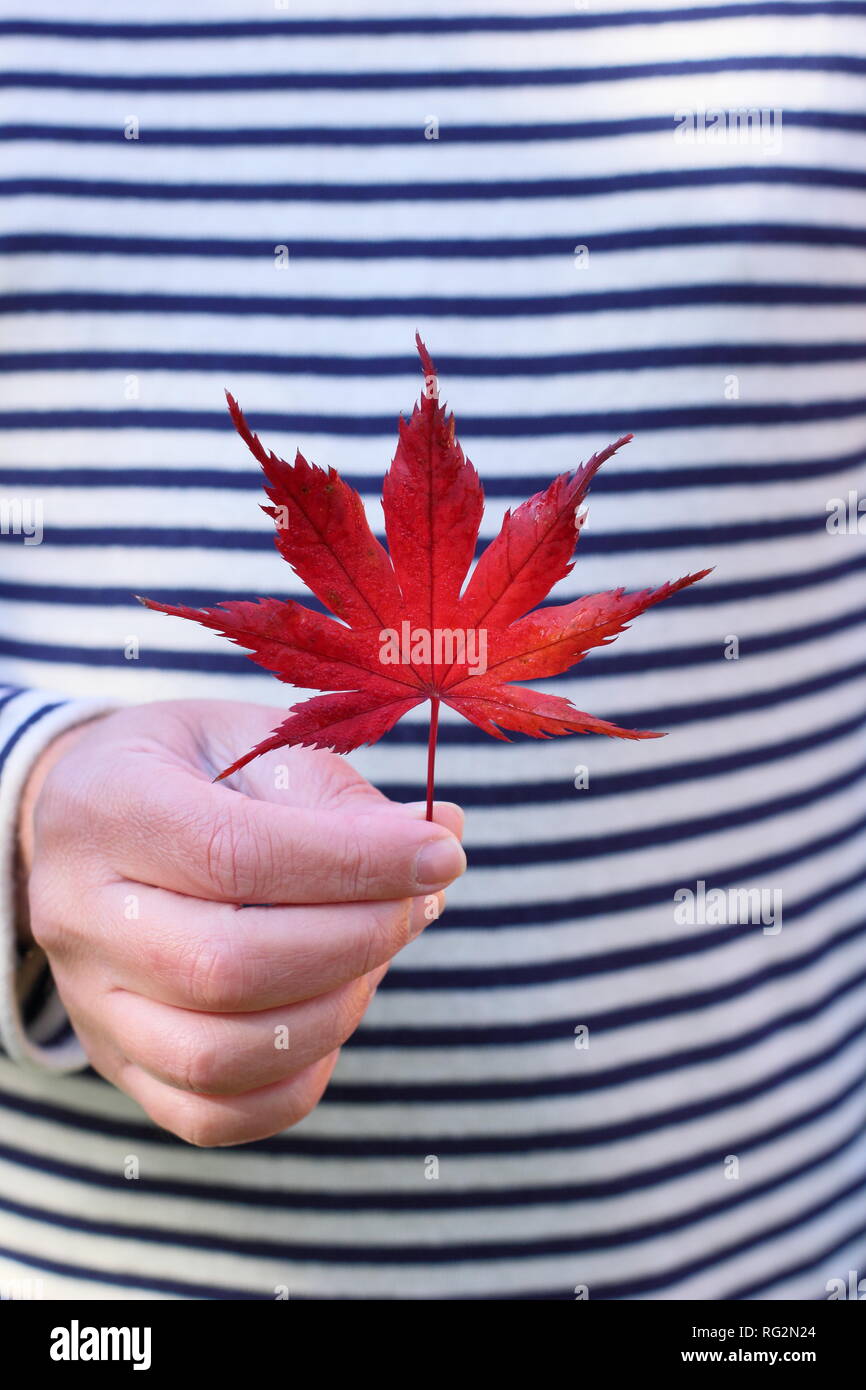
[0,690,118,1073]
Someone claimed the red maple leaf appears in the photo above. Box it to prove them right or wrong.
[139,336,710,817]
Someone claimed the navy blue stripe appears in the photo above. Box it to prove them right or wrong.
[2,166,865,200]
[0,698,65,776]
[351,966,866,1100]
[3,4,865,39]
[1,0,866,1295]
[3,589,864,680]
[0,453,860,495]
[559,1176,866,1299]
[582,601,866,673]
[12,1118,866,1298]
[2,547,864,610]
[396,810,866,934]
[3,1211,861,1300]
[3,56,866,92]
[0,1239,258,1299]
[4,401,866,436]
[4,550,866,611]
[3,285,865,319]
[4,609,864,816]
[0,1100,859,1222]
[416,655,866,744]
[3,111,865,146]
[387,705,866,807]
[0,1131,863,1268]
[408,711,866,811]
[27,616,835,821]
[728,1221,866,1300]
[0,450,863,498]
[14,665,865,882]
[361,913,866,1060]
[0,687,23,717]
[466,752,866,868]
[5,225,866,258]
[5,650,866,750]
[463,1220,866,1298]
[0,1056,863,1168]
[4,342,866,376]
[390,841,866,987]
[0,510,830,549]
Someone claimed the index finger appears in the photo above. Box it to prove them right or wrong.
[110,769,467,903]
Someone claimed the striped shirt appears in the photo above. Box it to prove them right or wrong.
[1,0,866,1299]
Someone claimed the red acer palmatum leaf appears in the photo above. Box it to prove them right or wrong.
[139,335,710,817]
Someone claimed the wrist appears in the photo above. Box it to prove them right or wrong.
[15,718,102,947]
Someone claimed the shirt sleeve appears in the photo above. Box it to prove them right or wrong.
[0,685,117,1073]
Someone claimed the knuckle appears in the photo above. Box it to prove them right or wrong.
[159,1064,334,1145]
[26,866,73,955]
[34,762,83,832]
[330,981,371,1045]
[170,1021,225,1096]
[163,1096,231,1149]
[282,1097,317,1131]
[359,900,410,976]
[338,831,376,900]
[285,1067,333,1128]
[37,758,112,851]
[179,931,247,1012]
[200,806,260,901]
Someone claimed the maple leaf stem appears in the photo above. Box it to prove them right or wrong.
[425,696,440,822]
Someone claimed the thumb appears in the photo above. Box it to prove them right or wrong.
[369,799,465,842]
